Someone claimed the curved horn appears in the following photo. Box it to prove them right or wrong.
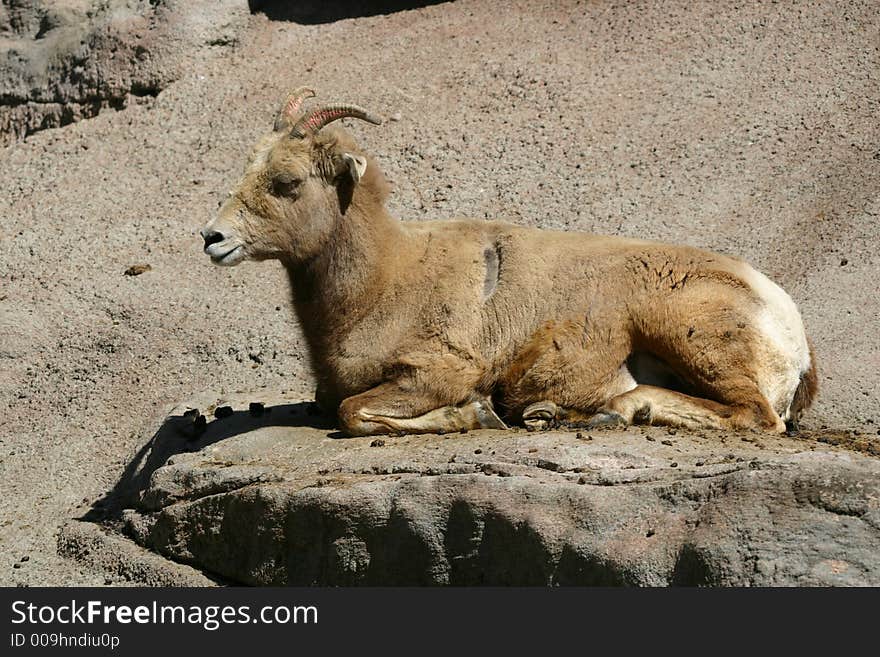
[274,87,316,131]
[290,103,383,138]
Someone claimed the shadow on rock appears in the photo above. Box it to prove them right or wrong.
[75,397,880,585]
[248,0,452,24]
[83,401,335,522]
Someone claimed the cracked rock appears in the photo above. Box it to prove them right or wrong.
[88,391,880,586]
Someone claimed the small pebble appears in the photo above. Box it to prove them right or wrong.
[370,439,385,447]
[20,556,29,563]
[661,439,673,446]
[670,462,678,468]
[474,448,482,454]
[214,405,234,419]
[124,264,151,276]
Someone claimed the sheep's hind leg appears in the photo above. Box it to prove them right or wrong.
[338,382,507,437]
[593,384,785,432]
[524,384,784,433]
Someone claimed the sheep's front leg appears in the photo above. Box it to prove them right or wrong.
[337,382,507,437]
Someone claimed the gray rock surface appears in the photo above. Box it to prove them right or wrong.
[102,392,880,586]
[57,518,217,586]
[0,0,246,144]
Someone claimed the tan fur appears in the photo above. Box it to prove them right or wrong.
[201,92,817,436]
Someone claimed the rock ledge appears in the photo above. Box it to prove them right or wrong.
[81,391,880,586]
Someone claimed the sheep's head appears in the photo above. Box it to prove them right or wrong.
[200,87,383,266]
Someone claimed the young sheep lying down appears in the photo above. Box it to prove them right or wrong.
[200,88,817,436]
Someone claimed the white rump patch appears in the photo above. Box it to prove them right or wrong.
[741,266,811,418]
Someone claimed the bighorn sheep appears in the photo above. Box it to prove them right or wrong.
[200,88,817,436]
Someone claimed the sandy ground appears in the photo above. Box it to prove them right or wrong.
[1,0,879,585]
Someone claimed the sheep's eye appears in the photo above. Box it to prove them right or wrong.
[272,177,301,198]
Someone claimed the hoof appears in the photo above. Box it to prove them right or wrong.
[474,399,508,430]
[586,410,627,429]
[522,401,558,431]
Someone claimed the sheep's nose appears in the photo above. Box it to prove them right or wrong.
[201,229,225,250]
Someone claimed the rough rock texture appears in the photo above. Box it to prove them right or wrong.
[1,1,878,585]
[0,0,246,144]
[98,392,880,586]
[57,519,218,586]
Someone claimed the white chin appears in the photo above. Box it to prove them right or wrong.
[209,245,247,267]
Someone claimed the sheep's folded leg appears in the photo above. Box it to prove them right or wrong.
[521,385,785,432]
[338,384,507,436]
[354,400,507,435]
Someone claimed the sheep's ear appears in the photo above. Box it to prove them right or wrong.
[335,152,367,214]
[342,152,367,184]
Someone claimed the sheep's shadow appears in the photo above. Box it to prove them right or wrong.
[82,402,336,522]
[248,0,452,24]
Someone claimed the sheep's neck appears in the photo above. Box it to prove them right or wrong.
[284,206,401,357]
